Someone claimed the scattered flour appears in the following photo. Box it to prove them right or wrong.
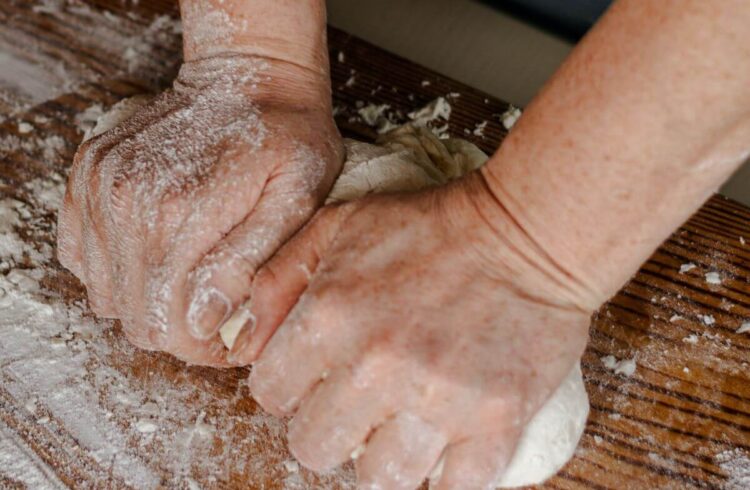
[0,421,67,490]
[1,1,183,113]
[737,322,750,334]
[716,449,750,490]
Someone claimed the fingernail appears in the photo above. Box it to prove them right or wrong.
[220,304,255,349]
[189,288,231,339]
[227,315,257,365]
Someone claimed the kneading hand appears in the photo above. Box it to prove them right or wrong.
[232,173,594,489]
[57,54,343,365]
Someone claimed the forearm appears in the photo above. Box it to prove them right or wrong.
[482,0,750,310]
[180,0,328,75]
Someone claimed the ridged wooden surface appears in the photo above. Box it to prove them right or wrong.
[1,1,749,488]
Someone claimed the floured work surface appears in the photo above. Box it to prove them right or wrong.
[1,1,750,488]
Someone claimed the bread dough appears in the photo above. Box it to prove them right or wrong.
[89,99,589,488]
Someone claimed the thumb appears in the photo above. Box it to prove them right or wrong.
[185,171,317,341]
[226,202,355,365]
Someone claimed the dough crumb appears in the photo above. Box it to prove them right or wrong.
[472,121,487,137]
[683,334,699,344]
[601,355,637,376]
[17,122,34,134]
[135,419,158,434]
[679,262,696,274]
[701,315,716,326]
[499,105,522,130]
[705,271,722,285]
[736,322,750,334]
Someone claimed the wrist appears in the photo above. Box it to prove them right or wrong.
[176,53,334,114]
[449,171,605,314]
[180,0,329,77]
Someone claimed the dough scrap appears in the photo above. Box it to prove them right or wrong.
[90,98,589,488]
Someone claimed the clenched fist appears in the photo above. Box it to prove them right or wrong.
[230,173,594,489]
[57,54,344,365]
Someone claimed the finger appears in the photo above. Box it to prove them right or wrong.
[165,329,231,367]
[64,95,172,316]
[185,171,317,340]
[248,285,362,417]
[431,433,519,490]
[247,295,328,416]
[287,365,395,472]
[356,413,448,490]
[80,211,116,317]
[227,204,354,365]
[56,132,117,281]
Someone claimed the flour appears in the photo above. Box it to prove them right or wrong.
[716,449,750,490]
[1,1,183,114]
[0,421,67,490]
[0,173,352,487]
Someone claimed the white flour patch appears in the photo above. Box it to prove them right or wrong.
[716,449,750,490]
[1,1,182,114]
[0,421,67,489]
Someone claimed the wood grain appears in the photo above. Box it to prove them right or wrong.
[1,1,749,488]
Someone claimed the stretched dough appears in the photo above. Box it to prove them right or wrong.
[90,100,589,488]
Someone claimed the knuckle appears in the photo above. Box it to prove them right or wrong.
[108,173,135,212]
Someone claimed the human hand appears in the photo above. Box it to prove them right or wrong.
[57,54,343,365]
[234,173,595,488]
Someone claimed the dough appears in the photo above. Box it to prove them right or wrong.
[90,99,589,488]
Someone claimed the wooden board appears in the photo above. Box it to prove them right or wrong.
[1,1,749,488]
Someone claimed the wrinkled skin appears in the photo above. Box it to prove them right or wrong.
[57,54,344,365]
[231,173,592,489]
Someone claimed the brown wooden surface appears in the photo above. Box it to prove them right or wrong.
[1,1,750,488]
